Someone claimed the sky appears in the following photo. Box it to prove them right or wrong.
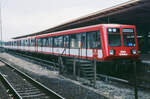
[1,0,130,41]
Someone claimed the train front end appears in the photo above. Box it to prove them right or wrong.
[102,24,138,61]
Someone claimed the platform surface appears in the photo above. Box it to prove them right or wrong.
[140,54,150,64]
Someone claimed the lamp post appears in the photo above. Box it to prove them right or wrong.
[0,1,2,47]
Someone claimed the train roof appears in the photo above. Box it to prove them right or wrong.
[36,24,135,38]
[13,0,150,39]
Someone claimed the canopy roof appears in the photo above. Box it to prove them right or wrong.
[13,0,150,39]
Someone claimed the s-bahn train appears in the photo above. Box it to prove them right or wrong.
[4,24,139,61]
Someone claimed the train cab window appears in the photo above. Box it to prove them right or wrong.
[64,35,70,48]
[122,29,136,47]
[70,33,81,48]
[81,33,86,48]
[53,36,64,47]
[107,28,121,47]
[87,31,101,49]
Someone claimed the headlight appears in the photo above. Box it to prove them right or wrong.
[131,49,136,55]
[109,49,115,55]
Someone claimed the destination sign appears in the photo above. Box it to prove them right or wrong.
[122,29,134,32]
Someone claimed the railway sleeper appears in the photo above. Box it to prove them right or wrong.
[16,88,40,93]
[15,86,39,91]
[21,93,47,98]
[19,91,45,96]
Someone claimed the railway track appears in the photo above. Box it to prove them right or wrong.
[0,57,64,99]
[7,51,59,71]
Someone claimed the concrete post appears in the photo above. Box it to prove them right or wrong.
[134,61,138,99]
[93,59,97,88]
[73,57,76,79]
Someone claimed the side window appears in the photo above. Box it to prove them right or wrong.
[48,37,53,47]
[17,40,19,46]
[34,38,36,46]
[31,38,36,46]
[53,36,64,47]
[21,40,23,46]
[70,34,76,48]
[15,41,17,46]
[53,36,58,47]
[23,40,25,46]
[14,41,15,46]
[81,32,86,48]
[29,39,31,46]
[42,37,49,47]
[87,31,101,49]
[28,39,30,46]
[38,38,42,47]
[70,33,81,48]
[64,35,70,48]
[58,36,64,47]
[25,40,28,46]
[30,39,33,46]
[18,40,21,46]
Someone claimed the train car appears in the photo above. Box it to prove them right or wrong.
[36,24,138,61]
[5,24,138,61]
[4,24,139,78]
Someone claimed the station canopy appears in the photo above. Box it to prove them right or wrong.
[13,0,150,39]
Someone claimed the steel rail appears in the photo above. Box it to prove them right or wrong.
[12,51,58,66]
[0,72,22,99]
[6,50,59,72]
[0,57,65,99]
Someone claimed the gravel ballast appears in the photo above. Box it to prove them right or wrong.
[0,52,150,99]
[0,52,107,99]
[0,62,11,99]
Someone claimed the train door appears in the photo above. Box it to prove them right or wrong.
[37,38,42,52]
[81,32,86,58]
[64,35,70,55]
[36,37,38,52]
[87,30,102,60]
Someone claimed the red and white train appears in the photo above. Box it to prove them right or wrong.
[4,24,139,61]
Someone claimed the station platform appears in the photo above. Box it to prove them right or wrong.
[139,53,150,64]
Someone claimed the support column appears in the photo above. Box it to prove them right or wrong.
[143,32,149,53]
[133,61,138,99]
[73,57,76,79]
[59,56,64,74]
[93,59,97,88]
